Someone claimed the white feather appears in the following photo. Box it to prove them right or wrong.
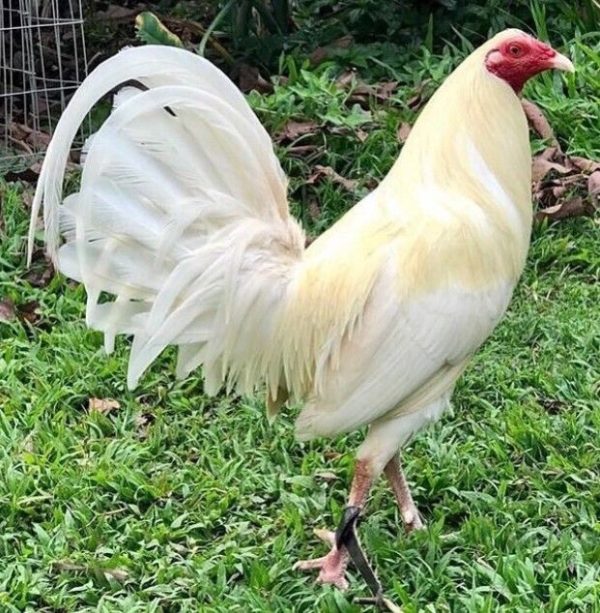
[294,258,513,440]
[31,46,304,395]
[28,45,287,264]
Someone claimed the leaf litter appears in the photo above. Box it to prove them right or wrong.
[524,99,600,222]
[0,297,41,325]
[88,397,121,415]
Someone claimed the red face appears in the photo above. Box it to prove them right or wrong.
[485,35,566,92]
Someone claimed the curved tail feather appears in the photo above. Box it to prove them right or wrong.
[29,46,305,393]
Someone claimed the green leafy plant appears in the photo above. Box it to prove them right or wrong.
[135,11,183,48]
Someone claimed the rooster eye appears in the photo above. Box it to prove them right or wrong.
[508,44,524,57]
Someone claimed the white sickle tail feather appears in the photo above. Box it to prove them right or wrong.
[29,46,305,393]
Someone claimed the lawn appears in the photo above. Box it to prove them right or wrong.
[1,15,599,613]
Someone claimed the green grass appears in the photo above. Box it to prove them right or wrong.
[1,29,600,613]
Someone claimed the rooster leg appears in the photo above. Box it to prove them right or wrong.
[384,455,424,533]
[293,458,374,589]
[294,411,428,599]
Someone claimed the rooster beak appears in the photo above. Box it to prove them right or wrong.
[550,52,575,73]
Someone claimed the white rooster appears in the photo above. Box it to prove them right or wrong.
[29,29,573,603]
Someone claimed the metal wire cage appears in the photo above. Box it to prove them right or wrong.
[0,0,87,171]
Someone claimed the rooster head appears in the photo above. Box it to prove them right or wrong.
[484,30,574,93]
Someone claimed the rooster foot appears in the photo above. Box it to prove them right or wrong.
[402,505,424,534]
[293,529,349,590]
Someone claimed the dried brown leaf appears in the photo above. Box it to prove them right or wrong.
[52,560,129,583]
[536,197,591,222]
[21,189,33,210]
[88,397,121,415]
[374,81,398,101]
[538,397,565,414]
[309,34,353,65]
[335,69,357,88]
[531,155,571,183]
[348,80,398,106]
[5,162,42,184]
[287,144,320,157]
[356,128,369,143]
[17,301,41,325]
[276,120,319,143]
[0,299,16,322]
[307,165,357,192]
[539,146,561,161]
[25,249,54,288]
[570,156,600,173]
[588,170,600,203]
[25,129,51,149]
[397,122,412,143]
[521,99,560,148]
[308,199,321,222]
[235,64,273,94]
[97,4,141,20]
[134,412,154,439]
[9,122,31,140]
[406,79,432,111]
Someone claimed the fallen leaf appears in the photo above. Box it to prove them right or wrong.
[538,397,565,414]
[397,122,412,143]
[406,79,432,111]
[20,189,33,210]
[309,34,353,65]
[88,398,121,415]
[588,171,600,205]
[308,199,321,222]
[24,249,54,287]
[551,184,567,199]
[356,128,369,143]
[9,122,31,141]
[324,451,342,461]
[307,165,357,192]
[134,412,154,438]
[276,120,319,143]
[26,131,51,149]
[536,197,591,222]
[348,80,398,106]
[570,156,600,173]
[5,162,42,184]
[17,301,41,325]
[376,81,398,101]
[531,155,571,183]
[287,144,321,157]
[521,99,560,148]
[21,432,35,453]
[335,69,357,88]
[0,299,16,322]
[235,63,273,94]
[97,4,141,20]
[531,144,600,221]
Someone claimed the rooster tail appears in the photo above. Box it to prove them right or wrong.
[29,46,305,393]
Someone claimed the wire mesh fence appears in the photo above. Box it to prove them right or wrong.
[0,0,88,173]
